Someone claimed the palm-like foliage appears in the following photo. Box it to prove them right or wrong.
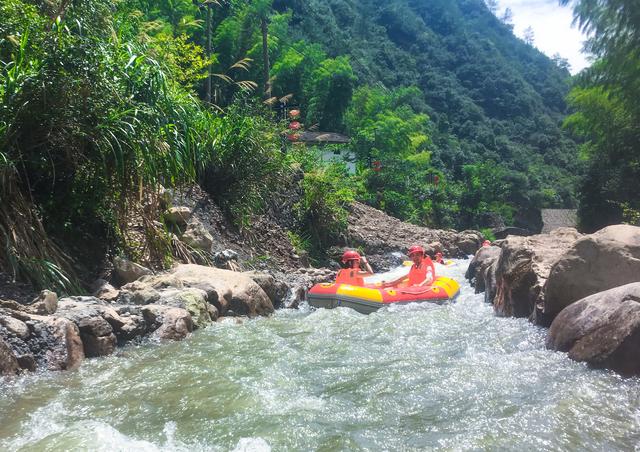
[561,0,640,229]
[0,0,285,290]
[561,0,640,105]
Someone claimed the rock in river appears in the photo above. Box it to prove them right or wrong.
[56,298,117,358]
[141,305,193,341]
[547,282,640,377]
[124,264,274,317]
[244,271,289,309]
[492,228,582,319]
[157,288,211,329]
[543,225,640,322]
[0,337,20,376]
[465,245,501,294]
[0,308,85,372]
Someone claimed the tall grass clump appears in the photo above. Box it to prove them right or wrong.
[199,99,288,226]
[284,146,355,256]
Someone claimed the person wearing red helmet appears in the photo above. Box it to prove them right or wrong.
[434,251,444,264]
[383,245,435,288]
[335,250,373,286]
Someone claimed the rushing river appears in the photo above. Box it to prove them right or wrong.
[2,259,640,451]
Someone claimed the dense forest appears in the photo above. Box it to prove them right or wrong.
[1,0,637,290]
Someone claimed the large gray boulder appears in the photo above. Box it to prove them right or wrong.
[157,288,211,328]
[544,225,640,322]
[465,245,501,295]
[0,313,30,339]
[481,258,499,305]
[99,305,148,341]
[119,284,211,328]
[43,316,85,371]
[113,257,152,285]
[92,279,120,302]
[56,298,117,357]
[244,271,289,309]
[128,264,274,317]
[74,314,115,358]
[118,280,161,305]
[492,228,582,319]
[547,283,640,376]
[0,337,20,376]
[0,291,198,375]
[0,308,84,372]
[141,305,193,340]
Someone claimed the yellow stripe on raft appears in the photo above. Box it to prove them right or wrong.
[334,276,460,302]
[336,284,385,303]
[432,276,460,298]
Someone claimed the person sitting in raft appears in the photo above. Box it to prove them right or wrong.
[434,251,444,264]
[382,245,435,288]
[335,250,374,286]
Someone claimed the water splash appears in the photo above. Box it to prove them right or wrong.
[232,437,271,452]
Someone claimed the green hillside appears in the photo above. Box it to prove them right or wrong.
[268,0,580,229]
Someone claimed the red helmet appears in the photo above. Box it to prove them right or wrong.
[408,245,424,256]
[436,252,443,257]
[482,240,491,247]
[341,250,361,263]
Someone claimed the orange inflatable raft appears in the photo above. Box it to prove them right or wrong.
[308,276,460,315]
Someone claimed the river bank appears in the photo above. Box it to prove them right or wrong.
[1,195,483,377]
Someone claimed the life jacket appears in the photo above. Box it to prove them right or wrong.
[335,269,365,286]
[407,256,435,286]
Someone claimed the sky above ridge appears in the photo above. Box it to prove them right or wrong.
[497,0,590,73]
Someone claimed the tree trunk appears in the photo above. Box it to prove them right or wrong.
[261,17,271,99]
[205,4,212,104]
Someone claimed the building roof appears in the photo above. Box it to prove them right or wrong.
[541,209,578,233]
[297,131,350,144]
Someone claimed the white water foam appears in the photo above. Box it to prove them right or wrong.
[232,437,271,452]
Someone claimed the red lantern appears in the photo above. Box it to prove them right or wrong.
[289,109,300,118]
[289,121,301,130]
[372,160,382,172]
[434,175,440,186]
[287,133,300,141]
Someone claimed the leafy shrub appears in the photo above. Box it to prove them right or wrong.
[296,163,355,254]
[198,100,288,225]
[480,228,497,242]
